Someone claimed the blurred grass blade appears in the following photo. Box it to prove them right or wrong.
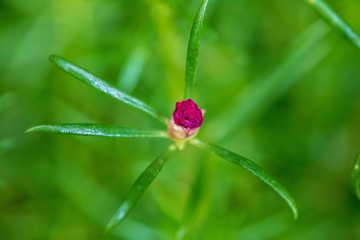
[184,0,209,99]
[178,159,209,238]
[49,55,166,123]
[117,45,148,93]
[352,154,360,199]
[26,124,168,138]
[106,145,176,232]
[210,21,329,140]
[308,0,360,49]
[190,139,298,219]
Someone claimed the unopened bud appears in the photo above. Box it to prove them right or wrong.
[167,99,204,141]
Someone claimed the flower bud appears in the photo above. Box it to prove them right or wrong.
[167,99,204,141]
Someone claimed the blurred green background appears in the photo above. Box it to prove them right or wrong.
[1,0,360,239]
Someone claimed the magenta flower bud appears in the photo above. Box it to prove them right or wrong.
[168,99,204,142]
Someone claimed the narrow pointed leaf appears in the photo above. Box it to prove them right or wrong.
[191,139,298,219]
[106,145,176,231]
[26,124,167,138]
[49,55,166,123]
[308,0,360,49]
[352,154,360,200]
[184,0,209,99]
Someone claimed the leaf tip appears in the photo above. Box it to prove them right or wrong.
[105,209,127,233]
[25,125,46,134]
[48,54,59,63]
[25,126,37,133]
[286,195,298,220]
[104,221,115,234]
[293,206,299,220]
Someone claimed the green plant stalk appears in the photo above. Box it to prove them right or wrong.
[184,0,209,99]
[190,139,298,219]
[308,0,360,49]
[118,45,148,93]
[352,154,360,199]
[106,145,176,232]
[26,124,168,138]
[49,55,167,123]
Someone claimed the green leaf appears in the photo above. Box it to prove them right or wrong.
[105,145,176,232]
[117,45,149,93]
[184,0,209,99]
[190,139,298,219]
[49,55,166,123]
[352,154,360,200]
[308,0,360,50]
[26,124,168,138]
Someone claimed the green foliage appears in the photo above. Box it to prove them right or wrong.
[309,0,360,49]
[2,0,360,239]
[210,21,330,140]
[190,139,298,219]
[106,145,176,231]
[26,0,298,231]
[353,154,360,199]
[49,55,166,123]
[26,124,167,138]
